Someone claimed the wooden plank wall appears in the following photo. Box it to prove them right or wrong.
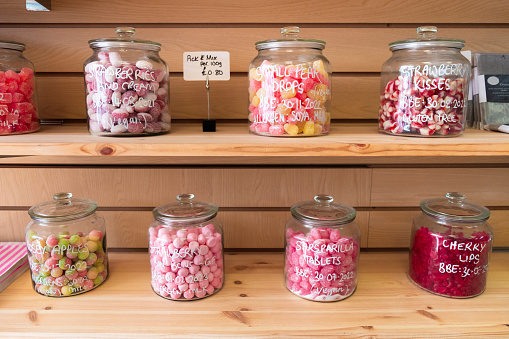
[0,1,508,250]
[1,0,509,121]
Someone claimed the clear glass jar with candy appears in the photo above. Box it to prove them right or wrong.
[0,40,39,135]
[248,26,332,136]
[149,194,224,300]
[379,26,470,137]
[25,193,108,297]
[285,195,360,302]
[84,27,170,136]
[408,192,493,298]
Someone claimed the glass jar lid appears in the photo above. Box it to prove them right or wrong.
[0,40,26,51]
[291,195,356,226]
[389,26,465,51]
[420,192,490,222]
[88,27,162,51]
[255,26,325,50]
[153,194,218,224]
[28,193,98,222]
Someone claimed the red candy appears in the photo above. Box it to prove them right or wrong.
[285,227,359,301]
[409,227,491,297]
[379,74,467,137]
[0,68,39,135]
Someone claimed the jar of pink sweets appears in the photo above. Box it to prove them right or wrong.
[285,195,360,302]
[25,193,108,297]
[379,26,470,137]
[249,26,332,136]
[409,192,493,298]
[149,194,224,300]
[84,27,170,136]
[0,40,39,135]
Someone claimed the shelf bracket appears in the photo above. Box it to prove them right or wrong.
[26,0,51,11]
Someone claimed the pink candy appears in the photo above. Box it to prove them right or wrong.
[0,68,39,135]
[379,74,467,136]
[150,223,223,300]
[285,227,359,301]
[84,52,171,136]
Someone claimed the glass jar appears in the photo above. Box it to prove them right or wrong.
[84,27,170,136]
[248,26,332,137]
[408,192,493,298]
[379,26,470,137]
[0,40,39,135]
[25,193,108,297]
[149,194,224,300]
[285,195,360,301]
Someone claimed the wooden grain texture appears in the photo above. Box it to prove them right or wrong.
[2,28,509,73]
[36,75,381,121]
[368,210,509,248]
[2,0,509,23]
[0,167,371,208]
[371,168,509,207]
[0,252,508,338]
[0,124,508,166]
[0,210,370,249]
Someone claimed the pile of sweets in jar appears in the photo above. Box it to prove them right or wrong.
[285,227,359,301]
[379,74,467,136]
[149,224,224,300]
[26,230,107,296]
[84,51,170,135]
[0,68,39,135]
[248,60,331,136]
[409,227,491,297]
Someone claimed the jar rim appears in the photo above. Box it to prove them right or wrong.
[420,192,490,222]
[28,193,98,222]
[0,40,26,51]
[290,195,356,226]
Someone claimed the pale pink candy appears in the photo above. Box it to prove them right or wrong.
[194,271,204,281]
[197,234,207,245]
[173,237,185,249]
[269,125,284,135]
[193,255,205,266]
[110,124,127,134]
[201,266,211,275]
[204,251,213,260]
[182,289,194,299]
[330,230,341,242]
[170,291,182,299]
[171,253,183,263]
[207,272,214,281]
[160,234,172,245]
[178,283,189,292]
[199,245,209,256]
[189,264,200,275]
[209,264,218,273]
[206,285,214,295]
[206,237,218,248]
[211,244,222,254]
[187,233,198,242]
[216,258,223,268]
[181,259,191,268]
[176,229,188,238]
[195,289,207,298]
[167,243,176,254]
[202,228,213,237]
[214,233,222,241]
[177,267,189,277]
[189,282,200,290]
[189,241,200,254]
[159,287,170,297]
[199,280,209,289]
[165,272,176,282]
[185,275,195,284]
[211,277,222,289]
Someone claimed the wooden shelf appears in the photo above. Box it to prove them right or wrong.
[1,251,508,337]
[0,123,508,165]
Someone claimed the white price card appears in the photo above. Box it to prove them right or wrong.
[183,51,230,81]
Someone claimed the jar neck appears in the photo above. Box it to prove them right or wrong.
[258,47,324,56]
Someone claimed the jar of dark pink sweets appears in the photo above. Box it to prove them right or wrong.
[408,192,493,298]
[285,195,360,302]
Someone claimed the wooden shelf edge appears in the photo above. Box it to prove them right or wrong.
[0,123,508,165]
[1,251,508,337]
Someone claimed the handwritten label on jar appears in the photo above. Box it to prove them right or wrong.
[439,240,488,278]
[183,52,230,81]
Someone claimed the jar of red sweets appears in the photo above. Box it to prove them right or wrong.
[84,27,170,136]
[249,26,332,136]
[25,193,108,297]
[0,40,39,135]
[379,26,470,137]
[409,192,493,298]
[149,194,224,300]
[285,195,360,302]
